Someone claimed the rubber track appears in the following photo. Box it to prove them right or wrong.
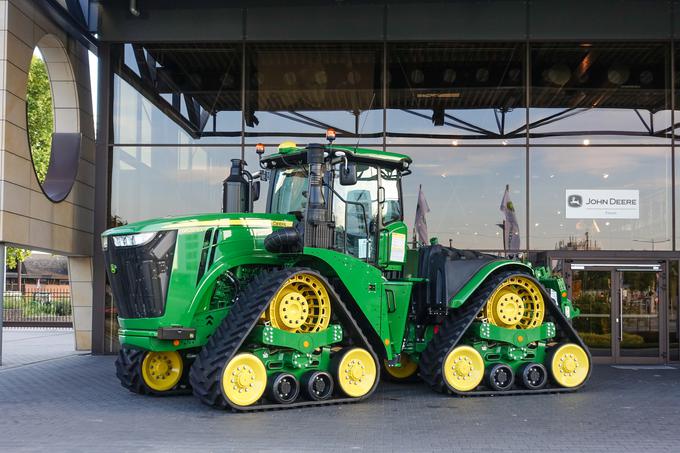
[115,348,147,394]
[189,267,380,411]
[115,347,192,396]
[419,269,592,396]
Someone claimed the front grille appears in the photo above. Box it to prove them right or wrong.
[104,230,177,318]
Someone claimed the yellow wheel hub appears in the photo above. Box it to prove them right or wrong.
[483,275,545,329]
[265,273,331,333]
[550,343,589,388]
[221,353,267,407]
[141,351,183,392]
[442,345,484,392]
[384,353,419,380]
[336,348,377,398]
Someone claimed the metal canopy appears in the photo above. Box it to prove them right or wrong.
[114,40,672,141]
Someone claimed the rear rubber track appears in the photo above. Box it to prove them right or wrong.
[189,267,380,411]
[419,269,592,396]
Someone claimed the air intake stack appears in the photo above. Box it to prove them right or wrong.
[223,159,250,213]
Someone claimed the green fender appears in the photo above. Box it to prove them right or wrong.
[448,260,533,309]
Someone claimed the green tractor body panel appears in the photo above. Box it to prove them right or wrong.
[448,260,533,309]
[295,247,413,361]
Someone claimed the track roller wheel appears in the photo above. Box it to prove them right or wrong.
[268,373,300,404]
[302,371,334,401]
[520,363,548,390]
[333,347,378,398]
[486,363,514,391]
[442,345,485,392]
[383,353,419,382]
[221,353,267,407]
[548,343,590,388]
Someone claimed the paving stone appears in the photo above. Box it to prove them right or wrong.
[1,327,83,368]
[0,355,679,452]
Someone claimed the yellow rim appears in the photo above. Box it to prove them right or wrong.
[483,275,545,329]
[141,351,183,392]
[336,348,377,398]
[264,273,332,333]
[384,353,418,380]
[221,353,267,406]
[550,343,589,388]
[442,345,484,392]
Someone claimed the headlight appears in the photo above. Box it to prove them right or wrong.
[112,232,157,248]
[101,236,108,251]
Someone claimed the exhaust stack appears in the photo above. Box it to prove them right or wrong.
[304,144,333,248]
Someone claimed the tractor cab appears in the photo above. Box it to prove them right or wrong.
[256,132,412,270]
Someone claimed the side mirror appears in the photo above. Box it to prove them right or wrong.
[340,161,357,186]
[252,181,261,201]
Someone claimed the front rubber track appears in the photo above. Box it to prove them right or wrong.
[114,347,192,396]
[189,267,380,411]
[418,269,592,396]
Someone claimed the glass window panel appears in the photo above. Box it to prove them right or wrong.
[245,43,383,145]
[387,43,526,145]
[270,167,309,215]
[670,261,679,361]
[113,42,243,145]
[530,43,671,144]
[333,164,379,261]
[529,147,672,250]
[401,147,526,250]
[381,167,402,225]
[110,146,267,225]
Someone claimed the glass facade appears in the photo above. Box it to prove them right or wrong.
[111,41,680,253]
[106,39,680,360]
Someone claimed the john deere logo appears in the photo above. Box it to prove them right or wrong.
[110,264,117,274]
[568,195,583,208]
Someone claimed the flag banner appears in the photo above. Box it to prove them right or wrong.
[500,185,520,251]
[415,185,430,245]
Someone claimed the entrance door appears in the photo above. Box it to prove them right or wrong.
[617,269,662,361]
[568,263,665,363]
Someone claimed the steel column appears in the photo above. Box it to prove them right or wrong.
[91,43,114,354]
[0,243,5,365]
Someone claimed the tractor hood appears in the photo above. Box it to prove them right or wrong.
[102,212,296,237]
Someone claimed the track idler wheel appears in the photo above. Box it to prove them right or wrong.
[221,353,268,407]
[140,350,184,392]
[548,343,590,388]
[520,363,548,390]
[486,364,514,391]
[442,345,485,393]
[333,347,378,398]
[302,371,334,401]
[268,372,300,404]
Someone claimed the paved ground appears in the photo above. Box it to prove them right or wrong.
[0,328,84,368]
[0,354,678,453]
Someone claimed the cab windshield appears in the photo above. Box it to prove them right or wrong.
[270,167,308,215]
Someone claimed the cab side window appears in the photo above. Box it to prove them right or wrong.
[333,164,378,261]
[381,167,402,225]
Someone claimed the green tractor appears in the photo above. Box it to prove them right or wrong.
[103,134,591,411]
